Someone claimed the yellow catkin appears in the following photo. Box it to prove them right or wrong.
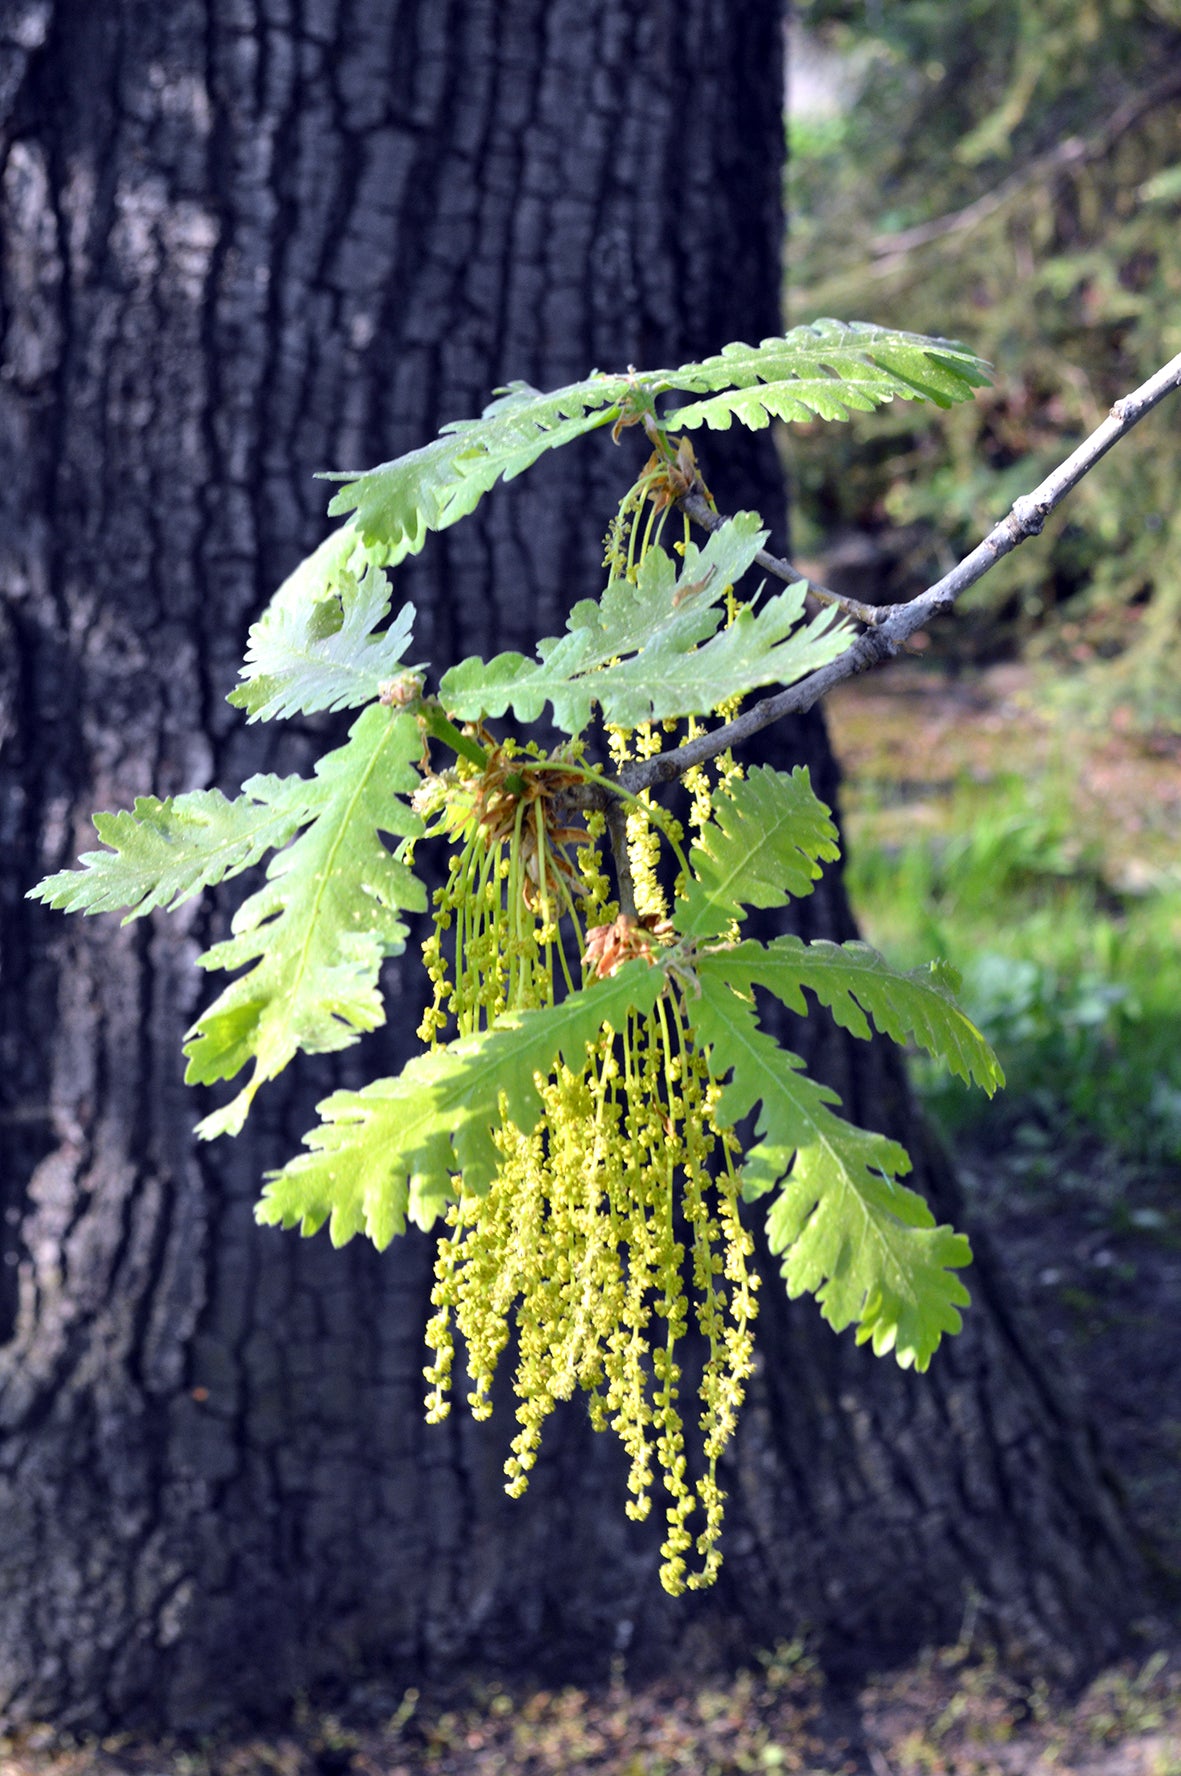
[417,707,763,1595]
[575,809,615,926]
[424,993,760,1597]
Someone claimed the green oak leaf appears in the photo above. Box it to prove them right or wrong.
[693,973,972,1370]
[675,765,841,940]
[229,543,416,722]
[29,775,312,922]
[705,937,1003,1093]
[440,517,849,731]
[256,958,664,1248]
[185,705,426,1139]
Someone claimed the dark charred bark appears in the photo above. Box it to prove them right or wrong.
[0,0,1137,1734]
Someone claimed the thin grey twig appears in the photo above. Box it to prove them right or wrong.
[678,490,883,627]
[875,347,1181,636]
[622,350,1181,796]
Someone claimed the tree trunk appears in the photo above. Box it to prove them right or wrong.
[0,0,1137,1734]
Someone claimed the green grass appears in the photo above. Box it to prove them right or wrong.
[843,770,1181,1165]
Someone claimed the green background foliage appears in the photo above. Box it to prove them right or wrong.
[824,660,1181,1171]
[787,0,1181,726]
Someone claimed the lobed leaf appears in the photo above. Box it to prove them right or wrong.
[662,321,992,431]
[709,936,1004,1093]
[318,326,988,561]
[322,373,639,561]
[185,705,426,1140]
[255,959,665,1249]
[247,523,363,625]
[693,974,972,1370]
[229,537,416,722]
[440,516,850,731]
[28,775,315,922]
[676,766,841,940]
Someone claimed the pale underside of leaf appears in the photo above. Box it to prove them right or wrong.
[255,959,665,1249]
[28,775,314,922]
[693,973,972,1371]
[186,705,426,1140]
[252,524,364,626]
[229,549,417,722]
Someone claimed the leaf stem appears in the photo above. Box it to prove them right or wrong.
[420,702,490,769]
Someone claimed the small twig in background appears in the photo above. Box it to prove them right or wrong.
[869,64,1181,266]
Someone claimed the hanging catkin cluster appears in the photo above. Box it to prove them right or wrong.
[417,726,759,1594]
[36,331,1002,1604]
[423,1007,758,1595]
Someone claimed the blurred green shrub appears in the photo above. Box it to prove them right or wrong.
[786,0,1181,728]
[845,772,1181,1163]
